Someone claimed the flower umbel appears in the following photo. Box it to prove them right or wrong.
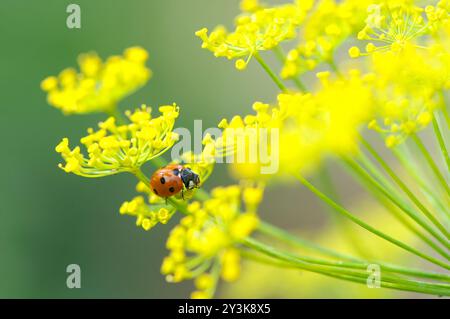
[281,0,371,78]
[161,184,263,298]
[55,104,179,177]
[349,1,449,57]
[196,4,305,70]
[41,47,151,115]
[120,182,176,231]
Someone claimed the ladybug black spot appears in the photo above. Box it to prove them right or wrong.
[160,177,166,184]
[153,188,158,195]
[169,187,175,193]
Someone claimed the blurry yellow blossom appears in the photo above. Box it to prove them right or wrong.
[161,184,263,298]
[223,70,376,181]
[281,0,372,78]
[367,44,448,147]
[41,47,151,114]
[55,104,179,177]
[240,0,265,13]
[196,3,307,70]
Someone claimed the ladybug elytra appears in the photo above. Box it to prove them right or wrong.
[150,164,201,199]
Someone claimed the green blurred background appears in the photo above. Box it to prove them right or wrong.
[0,0,426,298]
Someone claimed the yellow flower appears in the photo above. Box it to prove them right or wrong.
[367,43,448,147]
[240,0,264,13]
[223,70,376,181]
[281,0,371,78]
[120,196,175,231]
[350,2,449,57]
[41,47,151,115]
[161,184,263,298]
[56,104,179,177]
[196,3,305,70]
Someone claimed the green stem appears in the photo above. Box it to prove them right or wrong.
[412,134,450,197]
[433,114,450,174]
[344,156,450,254]
[254,54,287,92]
[134,168,150,185]
[258,221,450,281]
[328,59,342,77]
[106,105,127,125]
[258,221,360,262]
[317,165,371,258]
[272,45,307,92]
[243,238,450,296]
[294,173,450,270]
[362,137,450,240]
[393,143,450,219]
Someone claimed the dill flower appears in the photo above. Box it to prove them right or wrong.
[161,184,263,298]
[281,0,371,79]
[55,104,179,177]
[348,1,449,57]
[41,47,151,115]
[367,45,448,147]
[196,3,306,70]
[120,192,176,231]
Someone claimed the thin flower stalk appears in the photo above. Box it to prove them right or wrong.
[361,137,450,240]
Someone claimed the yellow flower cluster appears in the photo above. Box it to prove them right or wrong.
[350,3,450,147]
[282,0,373,78]
[195,3,306,70]
[161,184,263,298]
[120,191,176,231]
[368,45,448,147]
[221,70,376,181]
[55,104,179,177]
[348,1,449,58]
[41,47,151,114]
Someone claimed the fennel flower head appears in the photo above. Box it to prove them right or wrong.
[161,184,263,299]
[55,104,179,177]
[195,1,308,70]
[41,47,151,115]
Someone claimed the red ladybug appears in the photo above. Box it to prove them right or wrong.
[150,164,201,199]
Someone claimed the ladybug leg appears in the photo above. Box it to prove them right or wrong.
[181,190,185,200]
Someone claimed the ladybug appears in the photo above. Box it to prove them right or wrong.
[150,164,201,200]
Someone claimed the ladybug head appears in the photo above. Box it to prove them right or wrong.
[180,167,201,190]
